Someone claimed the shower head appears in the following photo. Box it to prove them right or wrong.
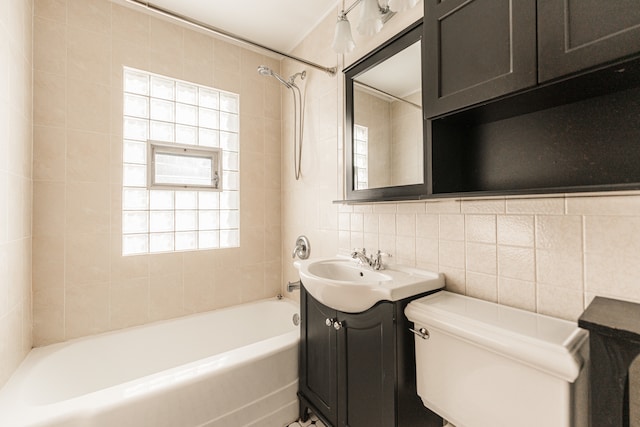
[257,65,292,88]
[257,65,272,76]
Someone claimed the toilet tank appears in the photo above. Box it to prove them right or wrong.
[405,292,589,427]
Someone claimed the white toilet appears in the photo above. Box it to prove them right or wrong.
[405,291,589,427]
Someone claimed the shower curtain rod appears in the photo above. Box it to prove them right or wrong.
[124,0,338,76]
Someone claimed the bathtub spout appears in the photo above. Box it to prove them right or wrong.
[287,280,301,292]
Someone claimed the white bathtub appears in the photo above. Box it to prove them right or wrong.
[0,298,300,427]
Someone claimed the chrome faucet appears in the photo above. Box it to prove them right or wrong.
[351,248,371,266]
[351,249,391,271]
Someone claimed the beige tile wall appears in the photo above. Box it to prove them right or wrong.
[0,0,33,387]
[283,3,640,325]
[32,0,282,346]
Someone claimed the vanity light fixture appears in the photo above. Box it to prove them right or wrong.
[388,0,419,12]
[332,0,420,54]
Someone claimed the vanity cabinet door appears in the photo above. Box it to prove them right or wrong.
[337,304,396,427]
[424,0,537,118]
[537,0,640,83]
[299,288,338,426]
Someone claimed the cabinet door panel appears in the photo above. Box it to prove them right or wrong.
[425,0,537,118]
[337,304,395,427]
[300,289,338,425]
[538,0,640,83]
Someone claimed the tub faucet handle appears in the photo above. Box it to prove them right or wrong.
[292,235,310,259]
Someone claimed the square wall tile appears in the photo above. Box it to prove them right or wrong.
[498,277,536,312]
[497,215,534,247]
[465,215,496,244]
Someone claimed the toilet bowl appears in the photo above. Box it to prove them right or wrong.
[405,291,589,427]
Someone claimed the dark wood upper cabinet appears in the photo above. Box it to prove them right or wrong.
[424,0,537,118]
[538,0,640,83]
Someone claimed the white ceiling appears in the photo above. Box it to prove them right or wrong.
[146,0,341,53]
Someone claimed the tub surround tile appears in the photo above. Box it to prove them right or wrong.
[5,0,37,378]
[112,3,149,44]
[65,282,110,340]
[34,71,66,127]
[110,277,150,330]
[68,0,111,34]
[34,16,66,75]
[67,26,111,85]
[33,125,66,182]
[34,0,67,22]
[149,273,184,322]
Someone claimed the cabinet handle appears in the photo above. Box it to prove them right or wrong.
[333,321,343,330]
[325,318,334,327]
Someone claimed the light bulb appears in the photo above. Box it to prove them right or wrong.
[357,0,383,36]
[332,13,356,54]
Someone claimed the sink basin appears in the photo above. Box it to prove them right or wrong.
[296,257,444,312]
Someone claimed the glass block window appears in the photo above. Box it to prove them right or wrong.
[122,67,240,255]
[353,124,369,190]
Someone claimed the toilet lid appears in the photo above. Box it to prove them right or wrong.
[405,291,589,382]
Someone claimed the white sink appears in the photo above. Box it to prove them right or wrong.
[295,257,444,313]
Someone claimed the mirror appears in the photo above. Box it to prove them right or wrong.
[345,20,427,201]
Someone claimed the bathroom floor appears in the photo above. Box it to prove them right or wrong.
[287,413,326,427]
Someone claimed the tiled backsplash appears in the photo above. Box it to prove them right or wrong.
[334,194,640,322]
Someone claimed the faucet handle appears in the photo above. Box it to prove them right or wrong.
[376,250,391,257]
[372,250,392,270]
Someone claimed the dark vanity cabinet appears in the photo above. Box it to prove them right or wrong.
[298,286,441,427]
[424,0,537,118]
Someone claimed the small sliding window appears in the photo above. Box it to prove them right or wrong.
[147,141,221,191]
